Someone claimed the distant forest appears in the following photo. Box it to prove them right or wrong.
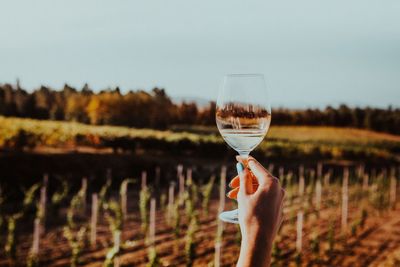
[1,83,399,135]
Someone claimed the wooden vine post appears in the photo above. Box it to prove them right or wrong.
[299,165,304,180]
[295,165,305,263]
[177,164,183,198]
[149,198,156,246]
[90,193,98,248]
[299,175,305,200]
[142,171,147,190]
[147,198,159,267]
[298,165,305,209]
[278,167,284,185]
[31,218,40,261]
[317,162,323,180]
[341,168,349,234]
[81,177,88,214]
[390,173,397,209]
[140,171,150,233]
[363,174,369,192]
[167,182,175,225]
[296,211,304,255]
[214,166,226,267]
[324,169,332,186]
[315,179,322,211]
[357,164,365,180]
[121,185,128,221]
[39,185,47,236]
[39,173,48,236]
[179,173,185,206]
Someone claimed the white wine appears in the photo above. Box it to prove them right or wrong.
[220,129,267,155]
[216,106,271,155]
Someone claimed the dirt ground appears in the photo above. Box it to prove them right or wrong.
[1,197,399,267]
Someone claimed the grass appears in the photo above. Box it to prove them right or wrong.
[173,124,400,145]
[269,126,400,144]
[0,116,218,146]
[0,116,399,161]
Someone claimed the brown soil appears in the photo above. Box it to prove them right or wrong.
[0,198,399,267]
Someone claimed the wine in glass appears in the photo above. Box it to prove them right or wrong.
[216,74,271,224]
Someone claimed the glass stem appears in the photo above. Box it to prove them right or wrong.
[238,153,249,160]
[238,153,250,167]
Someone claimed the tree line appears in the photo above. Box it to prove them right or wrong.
[0,83,399,134]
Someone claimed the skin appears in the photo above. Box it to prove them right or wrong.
[229,156,285,267]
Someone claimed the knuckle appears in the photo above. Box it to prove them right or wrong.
[281,188,286,197]
[271,176,280,185]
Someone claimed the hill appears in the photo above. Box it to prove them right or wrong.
[1,116,399,163]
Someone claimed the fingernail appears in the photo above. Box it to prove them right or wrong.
[236,162,244,174]
[248,160,255,169]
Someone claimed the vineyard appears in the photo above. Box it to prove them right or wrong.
[0,163,399,266]
[1,116,400,162]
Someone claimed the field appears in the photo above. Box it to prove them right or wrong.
[1,116,400,162]
[0,164,399,266]
[0,116,400,266]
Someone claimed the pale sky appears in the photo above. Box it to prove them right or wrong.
[1,0,399,108]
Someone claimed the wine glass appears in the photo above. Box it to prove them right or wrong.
[216,74,271,224]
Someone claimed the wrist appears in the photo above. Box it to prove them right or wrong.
[243,221,274,245]
[238,228,273,267]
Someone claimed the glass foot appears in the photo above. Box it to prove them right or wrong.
[219,209,239,224]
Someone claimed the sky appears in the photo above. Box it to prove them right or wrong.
[1,0,399,108]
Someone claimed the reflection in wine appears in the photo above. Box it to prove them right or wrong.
[216,104,271,156]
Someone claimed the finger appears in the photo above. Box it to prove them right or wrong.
[229,175,258,188]
[237,162,253,196]
[236,155,246,165]
[229,175,240,188]
[227,184,259,199]
[247,156,274,186]
[236,156,260,188]
[227,187,239,199]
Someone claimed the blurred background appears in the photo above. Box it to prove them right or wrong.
[0,1,399,266]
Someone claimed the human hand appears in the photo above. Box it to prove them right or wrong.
[233,156,285,267]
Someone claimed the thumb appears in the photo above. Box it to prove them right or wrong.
[237,162,252,196]
[248,157,273,186]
